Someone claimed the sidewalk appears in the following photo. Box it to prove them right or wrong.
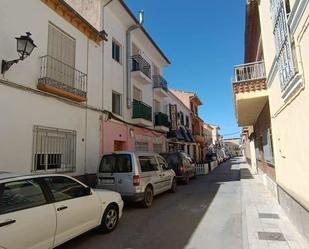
[240,160,309,249]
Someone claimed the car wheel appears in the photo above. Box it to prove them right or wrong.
[141,186,153,208]
[170,178,177,193]
[99,204,119,233]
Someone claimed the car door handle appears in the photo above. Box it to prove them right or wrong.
[0,219,16,227]
[57,205,68,211]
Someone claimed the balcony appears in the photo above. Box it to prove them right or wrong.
[38,55,87,102]
[131,55,152,84]
[233,61,268,126]
[132,99,153,127]
[154,112,170,132]
[193,133,206,145]
[153,75,168,97]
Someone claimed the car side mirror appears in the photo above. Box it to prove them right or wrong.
[84,187,92,196]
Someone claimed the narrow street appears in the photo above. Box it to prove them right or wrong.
[59,159,242,249]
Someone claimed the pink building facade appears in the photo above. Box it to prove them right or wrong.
[101,119,167,155]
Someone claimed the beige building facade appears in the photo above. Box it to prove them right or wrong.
[234,0,309,240]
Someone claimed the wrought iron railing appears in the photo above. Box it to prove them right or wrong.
[132,99,152,121]
[38,55,87,98]
[233,61,266,83]
[153,75,168,91]
[132,54,152,79]
[154,112,170,127]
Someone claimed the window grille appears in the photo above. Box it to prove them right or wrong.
[33,126,76,172]
[153,143,163,153]
[270,0,296,90]
[135,142,149,152]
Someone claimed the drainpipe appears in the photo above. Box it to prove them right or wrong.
[126,10,144,109]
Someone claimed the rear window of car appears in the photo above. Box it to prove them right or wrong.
[160,153,181,165]
[139,156,159,172]
[99,154,132,173]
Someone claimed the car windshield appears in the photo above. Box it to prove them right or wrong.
[99,154,132,173]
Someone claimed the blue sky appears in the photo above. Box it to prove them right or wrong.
[125,0,246,138]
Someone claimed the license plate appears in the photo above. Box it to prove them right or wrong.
[100,178,115,184]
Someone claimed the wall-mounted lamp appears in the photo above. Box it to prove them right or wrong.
[1,32,36,74]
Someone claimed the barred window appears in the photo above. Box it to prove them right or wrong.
[135,142,148,152]
[33,126,76,172]
[153,143,163,153]
[270,0,296,90]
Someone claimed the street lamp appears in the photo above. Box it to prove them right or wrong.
[1,32,37,74]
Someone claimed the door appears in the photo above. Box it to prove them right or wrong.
[98,154,133,194]
[138,155,162,194]
[0,178,56,249]
[112,154,134,195]
[114,141,125,151]
[157,156,173,191]
[43,176,100,247]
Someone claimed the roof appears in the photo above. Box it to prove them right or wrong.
[118,0,171,65]
[170,89,203,106]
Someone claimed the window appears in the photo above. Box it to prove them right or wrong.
[33,126,76,172]
[154,100,161,113]
[185,115,189,128]
[112,40,121,63]
[99,154,132,173]
[0,179,47,214]
[112,91,122,115]
[135,141,149,152]
[153,143,163,153]
[263,129,275,165]
[270,0,296,90]
[179,112,184,125]
[157,157,169,171]
[44,176,88,202]
[133,87,142,101]
[139,156,159,172]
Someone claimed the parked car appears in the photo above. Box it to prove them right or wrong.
[97,152,177,208]
[160,152,196,184]
[205,152,217,162]
[0,172,123,249]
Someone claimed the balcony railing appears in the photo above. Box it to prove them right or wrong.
[132,99,152,122]
[38,55,87,101]
[153,75,168,91]
[154,112,170,127]
[233,61,265,83]
[233,61,267,94]
[132,55,152,79]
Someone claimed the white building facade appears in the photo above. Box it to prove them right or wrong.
[0,0,105,183]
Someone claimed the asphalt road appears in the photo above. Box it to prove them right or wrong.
[58,159,242,249]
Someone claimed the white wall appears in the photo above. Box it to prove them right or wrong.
[0,0,102,175]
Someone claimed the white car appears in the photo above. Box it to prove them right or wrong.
[0,172,124,249]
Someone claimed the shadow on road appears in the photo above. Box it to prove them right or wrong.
[58,159,241,249]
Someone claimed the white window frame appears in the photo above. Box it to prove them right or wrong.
[270,0,296,91]
[32,126,76,173]
[112,91,122,116]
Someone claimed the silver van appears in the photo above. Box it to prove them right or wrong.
[96,152,177,207]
